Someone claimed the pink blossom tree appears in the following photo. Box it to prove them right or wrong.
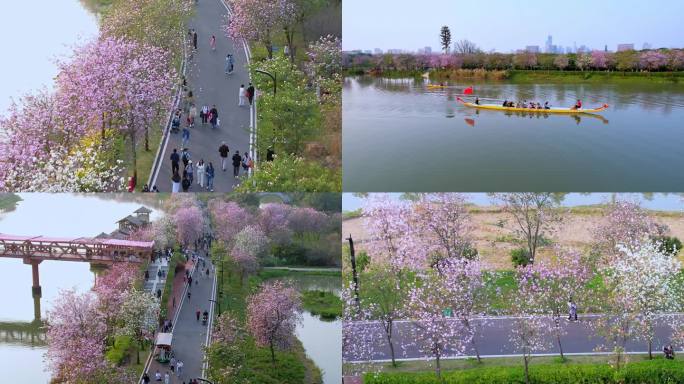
[224,0,297,59]
[115,289,160,364]
[210,200,254,245]
[230,246,259,284]
[247,280,302,363]
[93,263,139,335]
[287,206,329,237]
[594,200,666,259]
[174,205,205,247]
[407,272,467,379]
[640,50,669,71]
[213,312,245,345]
[56,36,175,180]
[258,202,292,244]
[553,54,569,70]
[45,289,108,382]
[575,53,592,71]
[591,50,612,69]
[508,314,554,384]
[411,193,476,270]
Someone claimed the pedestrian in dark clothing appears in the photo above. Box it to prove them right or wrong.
[142,373,150,384]
[247,83,255,105]
[170,149,180,174]
[210,105,219,129]
[206,162,215,191]
[232,151,242,178]
[181,149,190,168]
[196,309,200,322]
[193,30,198,50]
[218,142,230,171]
[266,147,275,161]
[182,174,191,191]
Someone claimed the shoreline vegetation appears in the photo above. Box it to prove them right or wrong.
[343,48,684,84]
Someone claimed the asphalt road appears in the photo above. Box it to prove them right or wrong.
[344,314,683,362]
[154,0,252,192]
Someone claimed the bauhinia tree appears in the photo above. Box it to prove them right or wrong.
[358,263,412,367]
[233,225,269,261]
[116,289,160,364]
[45,290,108,382]
[210,200,253,245]
[258,202,293,244]
[411,193,476,270]
[594,200,665,259]
[494,193,562,264]
[247,281,302,364]
[407,271,468,379]
[174,205,205,247]
[225,0,297,59]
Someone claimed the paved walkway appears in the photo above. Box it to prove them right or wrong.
[154,0,252,192]
[142,257,169,297]
[143,252,216,383]
[344,314,684,363]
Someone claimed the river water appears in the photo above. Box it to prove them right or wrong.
[0,194,160,383]
[273,274,342,384]
[0,1,98,113]
[343,76,684,192]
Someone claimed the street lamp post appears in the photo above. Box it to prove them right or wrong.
[346,235,361,310]
[255,69,276,96]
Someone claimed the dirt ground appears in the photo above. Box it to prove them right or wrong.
[343,207,684,269]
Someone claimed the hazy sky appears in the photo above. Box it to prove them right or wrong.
[343,0,684,52]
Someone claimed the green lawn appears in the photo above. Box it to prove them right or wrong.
[301,290,342,320]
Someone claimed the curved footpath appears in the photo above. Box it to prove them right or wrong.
[153,0,252,192]
[344,314,684,363]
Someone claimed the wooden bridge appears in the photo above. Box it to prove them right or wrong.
[0,234,154,319]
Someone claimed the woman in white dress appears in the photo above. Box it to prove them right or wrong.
[196,159,206,188]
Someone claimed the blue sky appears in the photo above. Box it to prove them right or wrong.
[343,0,684,52]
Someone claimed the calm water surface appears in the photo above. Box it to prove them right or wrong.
[0,0,98,112]
[0,194,159,383]
[343,77,684,191]
[274,274,342,384]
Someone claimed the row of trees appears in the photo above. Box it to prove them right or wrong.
[344,194,684,384]
[225,0,342,192]
[0,0,193,192]
[46,264,160,383]
[344,49,684,73]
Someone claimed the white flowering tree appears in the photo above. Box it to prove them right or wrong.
[116,289,160,364]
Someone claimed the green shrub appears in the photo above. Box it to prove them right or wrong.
[105,335,132,365]
[654,236,682,256]
[511,248,532,267]
[365,359,684,384]
[301,290,342,320]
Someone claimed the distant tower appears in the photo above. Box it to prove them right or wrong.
[545,35,553,53]
[605,44,608,52]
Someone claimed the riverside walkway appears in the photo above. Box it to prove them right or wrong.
[153,0,252,192]
[143,251,216,383]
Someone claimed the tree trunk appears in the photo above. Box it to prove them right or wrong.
[270,341,276,365]
[144,125,150,151]
[435,353,441,379]
[464,318,481,363]
[554,313,564,360]
[523,354,530,384]
[384,320,396,367]
[648,339,652,360]
[556,333,564,360]
[137,339,142,365]
[130,125,138,182]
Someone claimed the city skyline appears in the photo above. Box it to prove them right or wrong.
[343,0,684,53]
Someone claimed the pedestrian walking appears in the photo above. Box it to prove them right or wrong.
[192,30,198,50]
[188,104,197,126]
[181,148,191,168]
[266,147,275,161]
[200,104,209,125]
[247,82,255,105]
[210,35,216,51]
[231,150,242,178]
[238,84,247,106]
[568,300,578,321]
[155,370,162,382]
[218,142,230,171]
[181,173,191,192]
[225,53,234,74]
[196,309,201,322]
[181,126,190,148]
[170,148,180,174]
[170,357,176,372]
[242,151,253,173]
[185,160,194,185]
[176,360,183,377]
[206,162,215,191]
[171,171,181,193]
[210,105,219,129]
[196,159,206,187]
[164,371,170,384]
[142,373,150,384]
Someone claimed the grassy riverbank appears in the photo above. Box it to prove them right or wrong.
[346,68,684,84]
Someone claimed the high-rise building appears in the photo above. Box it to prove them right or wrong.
[605,45,608,52]
[643,42,652,50]
[424,46,432,55]
[566,46,573,54]
[545,35,553,53]
[617,43,635,51]
[373,48,383,55]
[525,45,540,53]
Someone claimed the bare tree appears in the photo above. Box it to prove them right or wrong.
[440,26,451,54]
[453,39,480,54]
